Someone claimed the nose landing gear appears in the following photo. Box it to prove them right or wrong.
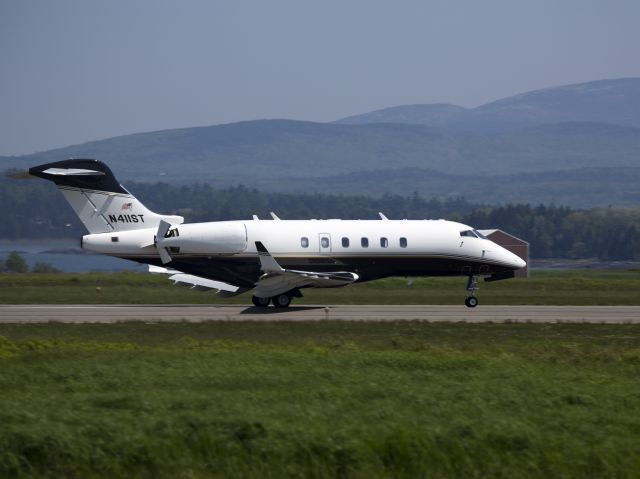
[465,276,479,308]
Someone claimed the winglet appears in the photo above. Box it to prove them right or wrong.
[255,241,284,273]
[270,212,281,220]
[378,212,389,220]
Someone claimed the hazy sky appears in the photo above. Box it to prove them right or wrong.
[1,0,639,155]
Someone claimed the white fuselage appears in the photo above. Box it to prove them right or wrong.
[81,218,526,287]
[29,158,527,305]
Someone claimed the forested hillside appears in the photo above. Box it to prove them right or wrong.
[4,120,639,182]
[3,177,639,260]
[253,166,640,207]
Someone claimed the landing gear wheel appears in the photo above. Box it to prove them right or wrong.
[465,297,478,308]
[272,294,291,308]
[252,295,270,307]
[464,275,479,308]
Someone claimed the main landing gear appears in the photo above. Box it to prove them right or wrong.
[252,291,300,308]
[271,294,291,308]
[251,296,271,307]
[464,276,479,308]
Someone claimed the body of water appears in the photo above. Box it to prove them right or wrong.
[3,241,640,274]
[0,240,145,273]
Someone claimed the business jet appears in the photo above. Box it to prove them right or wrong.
[29,159,526,308]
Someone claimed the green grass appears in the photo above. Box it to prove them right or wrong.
[1,269,640,305]
[0,321,639,478]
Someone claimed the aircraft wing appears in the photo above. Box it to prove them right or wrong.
[148,265,247,297]
[253,241,358,298]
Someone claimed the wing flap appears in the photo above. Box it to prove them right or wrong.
[253,241,358,298]
[168,273,239,292]
[253,271,358,298]
[149,265,247,297]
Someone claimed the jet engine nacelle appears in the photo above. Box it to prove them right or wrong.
[158,221,248,255]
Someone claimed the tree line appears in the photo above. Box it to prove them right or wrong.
[0,252,61,274]
[2,176,639,260]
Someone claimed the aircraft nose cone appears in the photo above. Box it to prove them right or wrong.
[491,242,526,270]
[506,249,526,269]
[514,255,526,269]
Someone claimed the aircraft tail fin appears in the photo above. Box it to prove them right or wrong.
[29,159,183,234]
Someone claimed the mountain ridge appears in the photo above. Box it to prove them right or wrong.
[3,120,638,184]
[2,78,639,207]
[336,78,640,132]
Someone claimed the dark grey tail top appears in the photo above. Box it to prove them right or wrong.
[29,159,128,194]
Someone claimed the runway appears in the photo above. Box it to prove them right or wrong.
[1,305,639,323]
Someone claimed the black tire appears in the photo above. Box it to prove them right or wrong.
[465,297,478,308]
[252,295,270,307]
[272,294,291,308]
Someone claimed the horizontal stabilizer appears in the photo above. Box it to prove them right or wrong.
[30,159,128,194]
[42,167,105,176]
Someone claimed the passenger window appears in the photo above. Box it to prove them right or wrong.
[342,237,350,248]
[361,237,369,248]
[400,237,407,248]
[380,237,388,248]
[111,236,119,243]
[321,237,330,248]
[301,237,309,248]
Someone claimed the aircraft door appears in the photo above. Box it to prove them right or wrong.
[319,233,331,254]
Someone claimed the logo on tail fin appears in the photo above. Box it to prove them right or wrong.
[121,202,133,210]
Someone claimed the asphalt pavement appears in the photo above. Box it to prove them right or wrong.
[1,305,639,323]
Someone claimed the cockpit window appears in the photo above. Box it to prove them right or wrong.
[460,229,487,239]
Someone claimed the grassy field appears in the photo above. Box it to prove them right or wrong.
[0,269,639,305]
[0,321,639,478]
